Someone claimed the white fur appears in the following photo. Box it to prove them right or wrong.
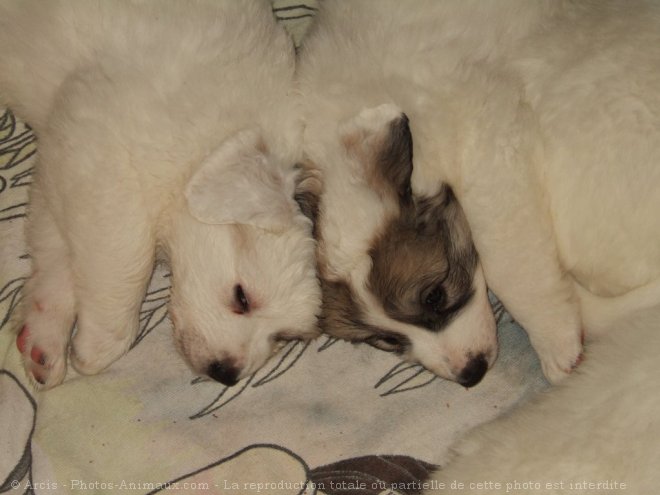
[425,311,660,493]
[0,0,321,388]
[298,0,660,383]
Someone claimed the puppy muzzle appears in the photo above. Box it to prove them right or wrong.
[456,353,489,388]
[206,359,241,386]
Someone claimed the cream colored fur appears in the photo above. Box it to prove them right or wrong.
[426,311,660,493]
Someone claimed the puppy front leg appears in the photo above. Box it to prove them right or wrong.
[65,195,155,376]
[461,98,583,383]
[17,185,76,388]
[467,197,583,383]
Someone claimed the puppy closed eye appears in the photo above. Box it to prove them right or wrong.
[422,284,446,314]
[366,333,409,354]
[232,284,250,314]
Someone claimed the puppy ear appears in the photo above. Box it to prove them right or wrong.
[185,128,297,232]
[340,103,413,206]
[416,184,475,262]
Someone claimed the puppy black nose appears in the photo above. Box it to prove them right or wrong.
[457,354,488,388]
[207,360,240,386]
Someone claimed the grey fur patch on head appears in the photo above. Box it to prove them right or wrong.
[368,183,478,332]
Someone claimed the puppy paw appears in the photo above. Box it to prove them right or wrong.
[70,316,138,375]
[534,330,584,384]
[16,325,68,389]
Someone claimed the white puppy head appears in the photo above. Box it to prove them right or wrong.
[309,104,497,387]
[165,128,321,386]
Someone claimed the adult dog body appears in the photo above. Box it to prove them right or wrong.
[298,0,660,383]
[0,0,320,388]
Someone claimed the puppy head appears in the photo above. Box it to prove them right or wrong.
[312,104,497,387]
[166,128,321,386]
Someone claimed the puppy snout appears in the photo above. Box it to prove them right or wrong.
[207,359,241,386]
[457,353,488,388]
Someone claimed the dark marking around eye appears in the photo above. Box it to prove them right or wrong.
[233,284,250,314]
[423,284,446,313]
[366,177,480,334]
[418,288,475,331]
[442,289,475,320]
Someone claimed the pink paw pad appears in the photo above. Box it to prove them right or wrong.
[16,325,50,385]
[16,325,29,354]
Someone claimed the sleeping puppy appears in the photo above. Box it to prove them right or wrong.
[298,0,660,384]
[0,0,321,389]
[300,104,497,388]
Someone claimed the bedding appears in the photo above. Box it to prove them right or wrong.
[0,2,547,494]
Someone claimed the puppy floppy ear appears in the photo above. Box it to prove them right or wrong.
[416,183,475,262]
[340,103,413,206]
[185,128,298,232]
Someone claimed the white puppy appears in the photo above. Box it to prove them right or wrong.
[297,0,660,384]
[424,310,660,493]
[0,0,321,389]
